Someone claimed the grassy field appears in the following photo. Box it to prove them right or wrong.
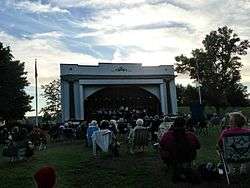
[178,106,250,119]
[0,127,249,188]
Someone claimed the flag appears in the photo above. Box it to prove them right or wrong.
[35,59,38,78]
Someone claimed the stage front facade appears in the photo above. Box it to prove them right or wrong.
[60,63,177,122]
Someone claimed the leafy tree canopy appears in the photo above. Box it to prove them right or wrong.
[41,79,61,123]
[175,26,249,111]
[176,84,198,106]
[0,42,33,121]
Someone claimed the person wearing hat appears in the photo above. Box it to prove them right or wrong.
[159,117,200,183]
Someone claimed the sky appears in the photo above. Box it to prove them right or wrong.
[0,0,250,116]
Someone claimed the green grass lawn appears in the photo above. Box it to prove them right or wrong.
[178,106,250,119]
[0,128,249,187]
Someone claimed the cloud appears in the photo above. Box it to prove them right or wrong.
[130,21,191,31]
[12,0,69,13]
[0,31,101,87]
[49,0,146,8]
[0,30,104,116]
[69,1,250,93]
[111,47,178,65]
[31,31,64,39]
[76,2,209,52]
[1,0,250,117]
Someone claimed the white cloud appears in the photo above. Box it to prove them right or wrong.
[0,30,104,116]
[77,0,250,90]
[75,31,105,38]
[2,0,250,95]
[77,2,211,55]
[50,0,146,8]
[31,31,64,39]
[111,48,177,65]
[13,0,69,13]
[0,31,101,86]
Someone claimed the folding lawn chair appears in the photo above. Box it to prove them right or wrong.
[218,132,250,184]
[130,128,149,153]
[92,130,113,156]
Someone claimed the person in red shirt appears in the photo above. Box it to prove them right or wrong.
[34,166,56,188]
[217,112,250,175]
[218,112,250,149]
[159,117,200,182]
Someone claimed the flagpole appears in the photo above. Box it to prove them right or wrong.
[35,59,38,127]
[195,60,202,105]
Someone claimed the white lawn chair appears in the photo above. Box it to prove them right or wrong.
[92,130,113,156]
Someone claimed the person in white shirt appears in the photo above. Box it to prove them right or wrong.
[128,118,144,140]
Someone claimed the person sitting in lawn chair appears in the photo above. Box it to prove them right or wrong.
[92,120,119,157]
[34,166,56,188]
[186,115,196,133]
[2,135,18,162]
[128,118,149,154]
[109,119,118,136]
[217,112,250,181]
[157,116,173,141]
[197,119,209,136]
[86,120,100,147]
[159,117,201,183]
[25,140,34,160]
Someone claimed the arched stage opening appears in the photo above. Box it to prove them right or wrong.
[84,86,161,120]
[60,63,178,121]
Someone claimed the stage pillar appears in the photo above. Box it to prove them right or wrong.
[61,80,70,121]
[79,84,85,120]
[160,82,168,115]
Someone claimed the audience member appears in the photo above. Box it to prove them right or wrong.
[109,119,118,136]
[160,117,200,183]
[86,120,99,146]
[128,118,146,154]
[92,120,119,156]
[158,116,173,140]
[34,166,56,188]
[128,118,144,141]
[217,112,250,175]
[25,140,34,160]
[150,115,162,143]
[218,112,249,148]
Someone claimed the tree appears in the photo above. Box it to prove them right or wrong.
[41,79,61,123]
[175,26,249,112]
[0,42,33,121]
[176,84,199,106]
